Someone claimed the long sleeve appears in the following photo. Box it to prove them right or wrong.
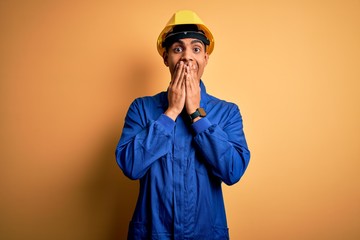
[115,99,175,180]
[192,104,250,185]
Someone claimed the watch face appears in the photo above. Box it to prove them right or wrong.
[198,108,207,117]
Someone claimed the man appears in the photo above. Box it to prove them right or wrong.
[116,10,250,240]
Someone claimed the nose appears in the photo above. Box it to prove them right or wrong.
[180,48,193,62]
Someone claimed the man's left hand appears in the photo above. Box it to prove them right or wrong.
[184,62,201,115]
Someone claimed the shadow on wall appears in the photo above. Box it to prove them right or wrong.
[81,130,137,240]
[81,54,158,240]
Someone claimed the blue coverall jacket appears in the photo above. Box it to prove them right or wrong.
[116,81,250,240]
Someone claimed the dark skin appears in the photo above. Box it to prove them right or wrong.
[163,38,209,122]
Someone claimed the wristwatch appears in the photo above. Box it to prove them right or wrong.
[189,108,207,122]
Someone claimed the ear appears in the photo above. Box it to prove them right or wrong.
[163,52,169,67]
[204,52,209,66]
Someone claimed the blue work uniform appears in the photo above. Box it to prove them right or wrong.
[116,81,250,240]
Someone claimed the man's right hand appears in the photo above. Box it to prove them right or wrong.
[165,61,186,121]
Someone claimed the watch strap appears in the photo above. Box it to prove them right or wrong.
[189,108,206,122]
[189,110,201,120]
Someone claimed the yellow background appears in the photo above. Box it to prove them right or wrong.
[1,0,359,239]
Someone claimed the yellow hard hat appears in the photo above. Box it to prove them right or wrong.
[157,10,215,57]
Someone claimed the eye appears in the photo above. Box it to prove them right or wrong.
[173,46,183,53]
[193,47,201,53]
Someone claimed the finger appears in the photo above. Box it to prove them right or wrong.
[187,65,196,88]
[175,62,186,88]
[173,61,185,87]
[189,62,198,82]
[192,63,198,81]
[185,62,193,81]
[185,66,192,90]
[170,61,181,85]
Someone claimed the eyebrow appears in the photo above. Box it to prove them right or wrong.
[176,39,205,46]
[191,39,205,45]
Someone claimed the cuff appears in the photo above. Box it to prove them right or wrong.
[191,117,212,134]
[157,114,176,134]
